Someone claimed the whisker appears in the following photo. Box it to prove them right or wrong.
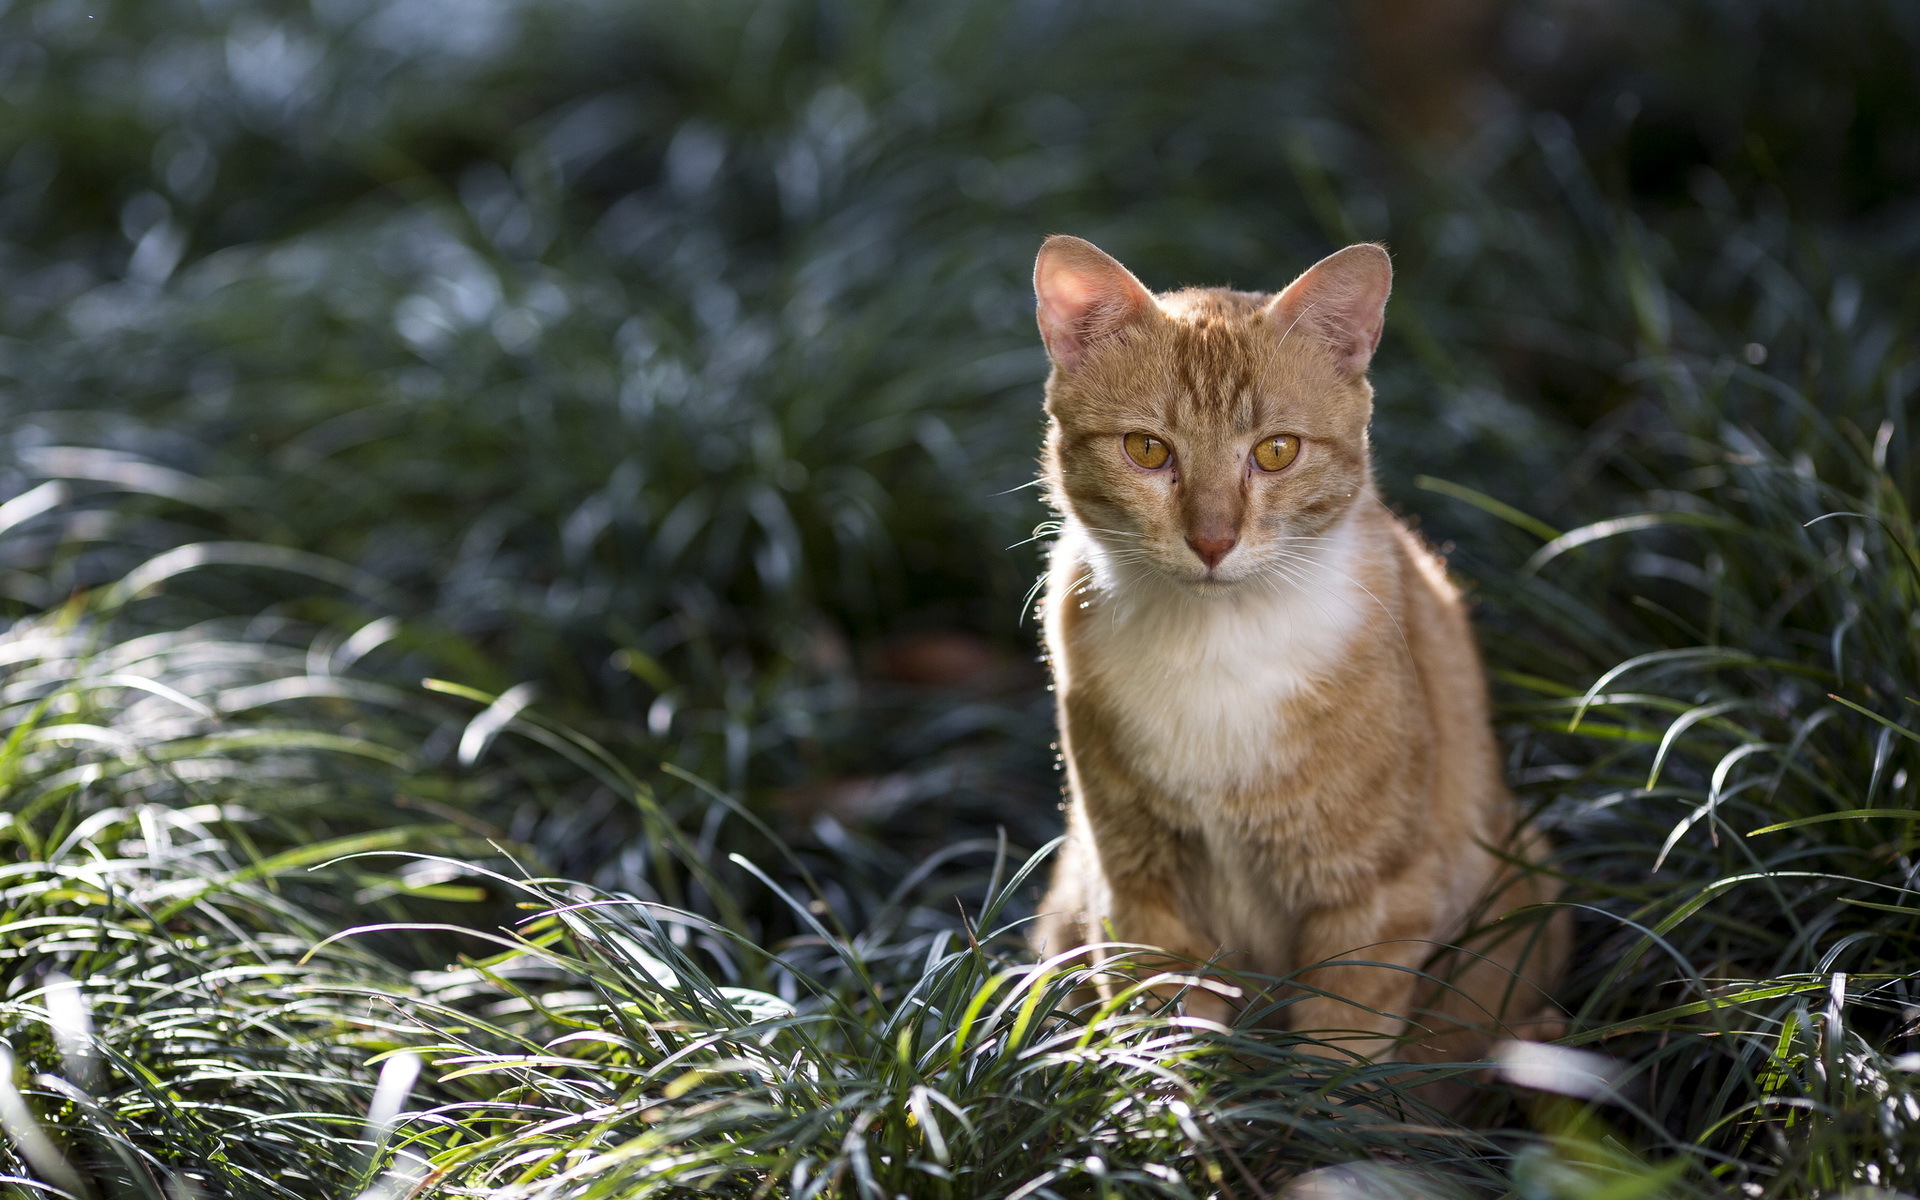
[1018,570,1051,625]
[1260,559,1343,631]
[1007,520,1066,549]
[1263,551,1414,665]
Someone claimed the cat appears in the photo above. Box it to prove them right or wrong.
[1026,234,1567,1069]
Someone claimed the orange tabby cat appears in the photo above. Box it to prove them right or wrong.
[1027,235,1566,1065]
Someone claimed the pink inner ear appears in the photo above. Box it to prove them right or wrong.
[1040,264,1103,313]
[1036,266,1102,337]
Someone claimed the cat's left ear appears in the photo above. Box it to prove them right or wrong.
[1265,244,1392,376]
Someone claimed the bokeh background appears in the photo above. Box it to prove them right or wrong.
[2,1,1918,1195]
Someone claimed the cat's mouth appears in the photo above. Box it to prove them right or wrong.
[1184,560,1249,591]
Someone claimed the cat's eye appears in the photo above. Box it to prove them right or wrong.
[1123,432,1171,469]
[1253,435,1300,473]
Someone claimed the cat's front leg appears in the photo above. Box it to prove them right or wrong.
[1102,875,1237,1019]
[1034,809,1227,1018]
[1070,780,1230,1017]
[1286,893,1434,1061]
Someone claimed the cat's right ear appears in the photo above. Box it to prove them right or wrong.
[1034,235,1157,372]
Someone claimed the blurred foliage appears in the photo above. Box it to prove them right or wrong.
[0,0,1918,1195]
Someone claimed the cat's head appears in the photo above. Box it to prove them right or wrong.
[1035,235,1390,592]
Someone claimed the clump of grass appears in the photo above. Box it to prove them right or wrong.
[1412,154,1920,1190]
[276,821,1546,1199]
[1,801,412,1197]
[0,600,460,1195]
[1506,390,1920,1193]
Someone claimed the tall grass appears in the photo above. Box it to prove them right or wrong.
[2,0,1918,1194]
[0,589,447,1194]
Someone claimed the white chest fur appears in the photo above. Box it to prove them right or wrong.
[1051,515,1373,804]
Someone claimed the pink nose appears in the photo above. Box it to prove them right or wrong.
[1186,533,1236,569]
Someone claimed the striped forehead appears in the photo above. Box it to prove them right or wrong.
[1159,302,1269,431]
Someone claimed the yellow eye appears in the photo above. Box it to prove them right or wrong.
[1123,432,1170,469]
[1253,435,1300,472]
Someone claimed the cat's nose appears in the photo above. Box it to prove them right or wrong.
[1186,532,1236,569]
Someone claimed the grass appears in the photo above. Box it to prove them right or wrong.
[2,0,1919,1194]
